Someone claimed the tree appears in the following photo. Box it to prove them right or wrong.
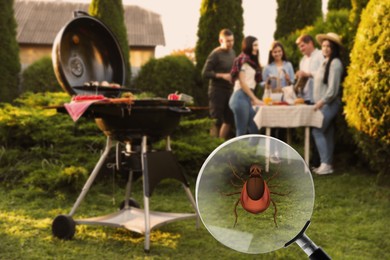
[343,0,390,183]
[0,0,21,103]
[195,0,244,105]
[89,0,131,86]
[328,0,352,10]
[274,0,322,39]
[347,0,370,50]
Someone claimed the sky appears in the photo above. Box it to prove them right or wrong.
[33,0,328,65]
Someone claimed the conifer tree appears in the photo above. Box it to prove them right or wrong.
[348,0,369,49]
[89,0,131,85]
[328,0,352,10]
[0,0,21,102]
[274,0,322,39]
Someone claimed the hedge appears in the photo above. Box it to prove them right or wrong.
[21,56,62,93]
[343,0,390,182]
[134,55,199,102]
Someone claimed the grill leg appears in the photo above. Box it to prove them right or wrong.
[69,137,113,216]
[123,170,134,209]
[182,184,200,228]
[141,135,151,252]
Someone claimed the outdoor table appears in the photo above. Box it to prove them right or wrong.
[253,104,323,168]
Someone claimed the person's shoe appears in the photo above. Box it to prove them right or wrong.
[314,163,333,175]
[270,153,281,164]
[310,166,318,172]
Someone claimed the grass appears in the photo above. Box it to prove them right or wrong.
[0,164,389,259]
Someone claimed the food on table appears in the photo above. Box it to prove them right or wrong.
[294,98,305,105]
[83,81,122,88]
[263,97,273,105]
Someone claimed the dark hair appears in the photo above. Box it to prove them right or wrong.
[323,40,342,84]
[267,41,288,64]
[242,36,260,67]
[296,34,315,45]
[219,28,233,38]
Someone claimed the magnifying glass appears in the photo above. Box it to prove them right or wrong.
[196,135,331,259]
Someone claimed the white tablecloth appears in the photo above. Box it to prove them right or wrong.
[254,105,323,129]
[253,105,324,167]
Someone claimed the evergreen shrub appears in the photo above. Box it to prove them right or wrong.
[343,0,390,181]
[0,0,21,102]
[21,57,62,93]
[134,55,198,101]
[0,92,105,190]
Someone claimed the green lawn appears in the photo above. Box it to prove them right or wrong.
[0,166,389,259]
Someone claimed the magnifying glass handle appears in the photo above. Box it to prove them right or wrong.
[296,233,331,260]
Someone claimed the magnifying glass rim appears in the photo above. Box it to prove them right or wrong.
[195,134,315,254]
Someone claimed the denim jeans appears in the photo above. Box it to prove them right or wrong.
[312,98,341,165]
[229,89,258,136]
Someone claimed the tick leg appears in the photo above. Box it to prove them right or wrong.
[221,190,241,196]
[229,162,245,183]
[266,170,280,183]
[230,179,243,187]
[267,163,283,183]
[271,191,291,196]
[271,199,278,227]
[233,198,240,227]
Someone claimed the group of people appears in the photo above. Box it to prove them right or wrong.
[202,29,344,175]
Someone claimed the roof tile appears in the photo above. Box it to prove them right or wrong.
[14,0,165,47]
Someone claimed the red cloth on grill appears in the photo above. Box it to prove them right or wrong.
[64,99,107,122]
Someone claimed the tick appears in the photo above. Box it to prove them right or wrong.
[224,163,287,227]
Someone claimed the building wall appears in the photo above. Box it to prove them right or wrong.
[19,44,52,70]
[130,46,156,76]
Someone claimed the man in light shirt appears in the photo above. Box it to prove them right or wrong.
[295,35,325,104]
[295,34,325,168]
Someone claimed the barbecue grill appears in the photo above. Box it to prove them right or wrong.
[50,12,198,252]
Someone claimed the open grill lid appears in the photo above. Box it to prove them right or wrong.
[52,11,127,98]
[51,12,189,142]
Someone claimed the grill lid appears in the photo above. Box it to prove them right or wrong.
[52,11,127,97]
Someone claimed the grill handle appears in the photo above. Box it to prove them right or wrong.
[168,107,191,114]
[73,11,90,18]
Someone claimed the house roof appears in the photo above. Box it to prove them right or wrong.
[14,0,165,47]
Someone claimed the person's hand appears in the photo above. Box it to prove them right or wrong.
[285,73,291,85]
[314,100,324,111]
[274,86,283,93]
[223,73,232,83]
[217,73,232,83]
[251,98,263,106]
[296,70,309,78]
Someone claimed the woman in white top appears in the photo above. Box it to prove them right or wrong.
[312,32,344,175]
[229,36,263,136]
